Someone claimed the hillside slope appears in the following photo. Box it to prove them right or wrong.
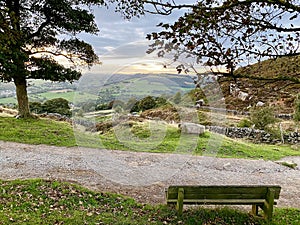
[219,56,300,113]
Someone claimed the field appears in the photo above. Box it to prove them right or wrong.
[0,74,195,106]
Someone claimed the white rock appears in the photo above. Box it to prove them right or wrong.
[179,123,205,135]
[237,91,249,101]
[256,101,265,107]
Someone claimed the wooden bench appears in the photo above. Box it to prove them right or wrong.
[165,185,281,221]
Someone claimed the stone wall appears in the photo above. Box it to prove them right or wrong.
[206,126,300,144]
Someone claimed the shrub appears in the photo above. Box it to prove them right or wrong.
[29,98,71,116]
[138,96,157,111]
[237,118,253,128]
[42,98,71,117]
[129,96,169,113]
[29,102,43,114]
[172,91,182,104]
[294,94,300,122]
[250,106,276,130]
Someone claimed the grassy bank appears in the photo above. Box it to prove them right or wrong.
[0,117,300,160]
[0,117,76,146]
[0,179,299,225]
[100,125,300,160]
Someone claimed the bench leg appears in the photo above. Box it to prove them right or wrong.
[252,204,259,216]
[263,188,275,221]
[176,188,184,216]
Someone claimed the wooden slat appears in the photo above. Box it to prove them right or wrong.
[167,199,267,205]
[167,185,281,194]
[168,193,268,200]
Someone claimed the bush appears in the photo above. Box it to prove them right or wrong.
[250,106,276,130]
[42,98,71,117]
[294,95,300,122]
[29,102,43,114]
[265,124,282,140]
[138,96,157,111]
[29,98,71,116]
[129,96,169,113]
[237,118,253,128]
[172,91,182,104]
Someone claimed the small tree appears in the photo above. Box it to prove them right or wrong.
[250,106,276,130]
[172,91,182,104]
[42,98,71,117]
[138,96,157,111]
[294,94,300,122]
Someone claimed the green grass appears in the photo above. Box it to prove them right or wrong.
[38,91,98,103]
[0,91,98,105]
[0,97,16,104]
[0,179,298,225]
[1,117,300,160]
[0,117,76,146]
[99,123,300,160]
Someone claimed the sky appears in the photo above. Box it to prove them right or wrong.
[78,1,300,77]
[79,2,195,75]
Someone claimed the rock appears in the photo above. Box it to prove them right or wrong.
[179,123,205,135]
[229,83,240,96]
[256,101,265,107]
[196,99,205,106]
[237,91,249,101]
[223,163,231,169]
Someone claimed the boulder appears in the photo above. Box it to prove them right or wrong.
[179,123,205,135]
[256,101,265,107]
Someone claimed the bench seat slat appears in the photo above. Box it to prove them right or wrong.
[167,193,272,200]
[167,199,278,205]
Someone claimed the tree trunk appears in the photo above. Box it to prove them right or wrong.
[14,78,31,118]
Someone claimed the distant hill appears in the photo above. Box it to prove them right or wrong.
[0,73,195,106]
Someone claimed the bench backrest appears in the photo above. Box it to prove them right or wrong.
[166,185,281,201]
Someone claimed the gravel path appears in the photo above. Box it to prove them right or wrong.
[0,140,299,208]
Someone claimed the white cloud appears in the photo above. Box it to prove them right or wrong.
[78,2,199,75]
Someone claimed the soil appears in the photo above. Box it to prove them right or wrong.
[0,140,299,208]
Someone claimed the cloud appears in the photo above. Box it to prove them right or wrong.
[100,41,148,59]
[79,2,201,76]
[84,5,185,55]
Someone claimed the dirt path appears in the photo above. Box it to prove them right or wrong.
[0,140,299,208]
